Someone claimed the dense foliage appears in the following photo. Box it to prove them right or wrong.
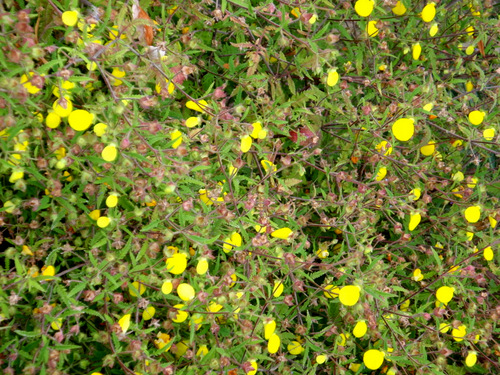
[0,0,499,374]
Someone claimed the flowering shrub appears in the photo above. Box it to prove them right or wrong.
[0,0,499,374]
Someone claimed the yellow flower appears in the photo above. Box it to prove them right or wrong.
[483,246,493,261]
[22,245,33,256]
[339,285,360,306]
[170,130,183,149]
[62,11,79,27]
[353,320,367,338]
[129,281,146,297]
[46,112,61,129]
[338,332,349,346]
[222,231,242,253]
[261,159,277,173]
[439,322,450,333]
[290,7,301,18]
[375,167,387,181]
[97,216,110,228]
[109,25,127,40]
[102,144,118,162]
[177,283,195,301]
[143,305,156,320]
[412,268,424,281]
[186,100,209,113]
[118,314,131,333]
[354,0,374,18]
[465,351,477,367]
[111,67,126,86]
[409,212,421,231]
[68,109,93,132]
[288,341,305,355]
[375,140,393,155]
[327,69,339,87]
[468,110,485,125]
[421,2,436,23]
[436,286,454,304]
[207,301,223,313]
[20,72,42,94]
[42,265,56,277]
[363,349,385,370]
[464,205,481,223]
[410,188,421,201]
[466,81,473,92]
[420,141,436,156]
[264,319,276,340]
[465,45,474,55]
[488,216,497,229]
[155,79,175,95]
[247,361,258,375]
[197,345,209,357]
[185,116,201,128]
[324,285,340,299]
[172,304,189,323]
[53,98,73,117]
[366,20,379,37]
[89,209,100,221]
[392,117,415,141]
[240,135,252,153]
[250,122,267,139]
[271,227,293,240]
[483,128,495,141]
[9,170,24,183]
[106,194,118,208]
[452,171,464,182]
[196,258,209,274]
[166,253,188,274]
[272,280,284,297]
[392,1,407,15]
[154,332,171,351]
[429,23,439,37]
[161,280,173,294]
[316,355,327,364]
[51,318,63,330]
[452,324,467,342]
[267,333,280,353]
[412,43,422,60]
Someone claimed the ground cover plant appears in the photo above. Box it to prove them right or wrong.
[0,0,499,374]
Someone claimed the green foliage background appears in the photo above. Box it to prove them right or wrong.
[0,0,499,374]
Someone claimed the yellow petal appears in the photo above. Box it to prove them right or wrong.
[240,135,252,153]
[363,349,385,370]
[106,194,118,208]
[170,130,183,149]
[392,1,407,15]
[421,3,436,23]
[143,306,156,320]
[354,0,374,18]
[339,285,360,306]
[177,283,195,301]
[468,110,485,125]
[464,206,481,223]
[264,319,276,340]
[465,351,477,367]
[186,117,201,128]
[267,333,281,353]
[196,258,209,275]
[186,100,208,113]
[436,286,454,303]
[62,11,79,27]
[483,128,495,141]
[97,216,110,228]
[366,20,379,37]
[375,167,387,181]
[118,314,131,333]
[102,145,118,162]
[429,23,439,36]
[409,213,421,231]
[272,281,284,297]
[420,141,436,156]
[271,227,293,239]
[412,43,422,60]
[392,118,415,141]
[166,253,188,274]
[353,320,367,338]
[327,70,339,87]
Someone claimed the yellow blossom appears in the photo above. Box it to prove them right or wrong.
[118,314,131,333]
[272,280,284,297]
[392,1,407,15]
[363,349,385,370]
[412,268,424,281]
[366,20,379,37]
[354,0,374,17]
[271,227,293,240]
[339,285,360,306]
[186,100,209,113]
[62,11,79,27]
[468,110,485,125]
[240,135,252,153]
[170,130,183,149]
[102,144,118,162]
[327,69,339,87]
[267,333,280,353]
[375,167,387,181]
[166,253,188,274]
[421,2,436,23]
[143,306,156,320]
[129,281,146,297]
[409,212,421,231]
[464,206,481,223]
